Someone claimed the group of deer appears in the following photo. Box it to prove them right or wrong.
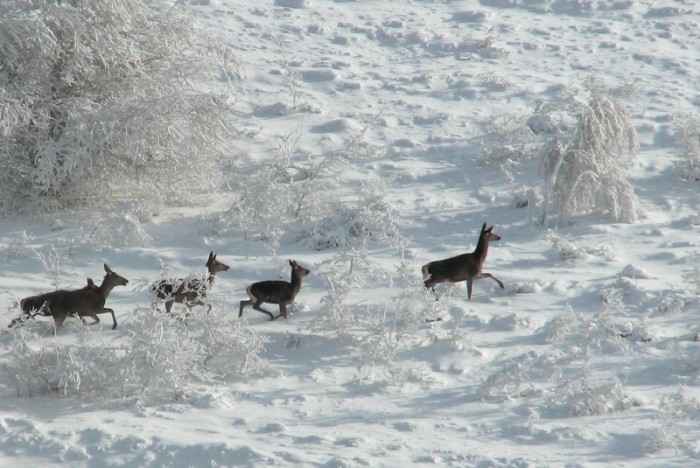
[7,223,503,331]
[8,252,312,331]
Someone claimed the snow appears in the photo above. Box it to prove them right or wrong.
[1,0,700,466]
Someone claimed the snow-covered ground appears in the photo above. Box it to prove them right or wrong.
[2,0,700,466]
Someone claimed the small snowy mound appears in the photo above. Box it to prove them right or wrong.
[488,313,534,331]
[275,0,309,8]
[515,280,545,294]
[620,264,652,279]
[253,102,292,117]
[300,69,337,83]
[451,10,491,23]
[309,118,360,134]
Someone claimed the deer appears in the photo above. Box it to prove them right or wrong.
[9,264,129,330]
[239,260,310,320]
[150,252,229,315]
[422,223,504,300]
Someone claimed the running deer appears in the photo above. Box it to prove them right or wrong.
[150,252,229,314]
[239,260,310,320]
[422,223,504,300]
[10,264,129,330]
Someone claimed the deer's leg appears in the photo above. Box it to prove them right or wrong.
[93,308,117,329]
[109,309,117,329]
[239,299,252,318]
[477,273,504,289]
[53,314,66,329]
[466,277,474,300]
[80,314,100,326]
[252,299,275,321]
[183,303,196,322]
[276,303,288,320]
[165,300,174,314]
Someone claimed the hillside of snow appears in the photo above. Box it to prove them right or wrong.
[1,1,699,466]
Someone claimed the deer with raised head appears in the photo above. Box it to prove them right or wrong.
[239,260,310,320]
[150,252,229,315]
[422,223,504,300]
[10,264,129,330]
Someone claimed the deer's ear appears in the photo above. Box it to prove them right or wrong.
[290,260,297,267]
[104,264,112,273]
[209,251,214,260]
[481,223,487,231]
[488,225,494,232]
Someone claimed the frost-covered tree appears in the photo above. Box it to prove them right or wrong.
[539,94,644,225]
[673,112,700,181]
[0,0,244,215]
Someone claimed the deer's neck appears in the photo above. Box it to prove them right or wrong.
[290,272,304,296]
[207,270,217,287]
[98,277,116,299]
[473,234,489,263]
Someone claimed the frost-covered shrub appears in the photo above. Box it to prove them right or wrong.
[683,265,700,298]
[538,302,632,353]
[480,358,531,400]
[310,246,391,340]
[479,113,536,179]
[646,291,687,318]
[0,0,244,215]
[354,259,428,386]
[35,242,75,290]
[545,368,639,417]
[310,250,429,387]
[479,350,566,400]
[83,213,152,249]
[673,112,700,181]
[2,306,270,403]
[540,94,644,224]
[546,231,615,263]
[644,388,700,455]
[1,231,35,260]
[298,179,405,250]
[223,130,371,246]
[2,324,120,398]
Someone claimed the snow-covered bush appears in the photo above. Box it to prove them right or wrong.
[298,178,405,250]
[83,213,152,249]
[682,264,700,298]
[0,0,244,215]
[479,350,566,400]
[546,230,615,263]
[673,112,700,181]
[35,242,76,290]
[479,113,536,182]
[224,126,385,249]
[479,356,531,400]
[310,245,390,341]
[644,388,700,455]
[3,323,120,398]
[545,368,639,417]
[2,306,270,403]
[539,94,644,224]
[354,259,428,386]
[2,231,35,260]
[539,300,633,354]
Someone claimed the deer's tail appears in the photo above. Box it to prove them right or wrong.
[421,264,432,281]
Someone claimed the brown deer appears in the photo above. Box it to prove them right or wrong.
[150,252,229,314]
[10,264,129,330]
[422,223,504,300]
[239,260,310,320]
